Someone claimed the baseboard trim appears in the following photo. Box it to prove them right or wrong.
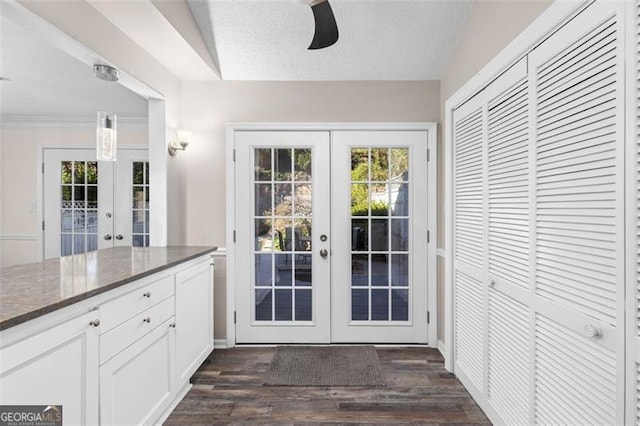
[438,340,448,361]
[214,339,228,349]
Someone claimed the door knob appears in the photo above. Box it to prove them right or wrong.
[320,249,328,258]
[584,324,602,339]
[104,234,112,240]
[115,234,124,240]
[89,319,100,327]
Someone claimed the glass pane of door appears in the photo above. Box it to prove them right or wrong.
[254,148,313,322]
[132,161,150,247]
[350,147,410,322]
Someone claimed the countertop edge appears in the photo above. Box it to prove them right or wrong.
[0,246,217,332]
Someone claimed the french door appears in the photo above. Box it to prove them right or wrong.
[43,148,149,259]
[235,130,429,344]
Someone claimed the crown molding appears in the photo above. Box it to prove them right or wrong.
[0,115,148,130]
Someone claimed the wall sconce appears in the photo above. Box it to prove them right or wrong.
[168,129,191,156]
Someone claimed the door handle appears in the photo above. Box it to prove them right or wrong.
[103,234,112,240]
[115,234,124,240]
[320,249,328,258]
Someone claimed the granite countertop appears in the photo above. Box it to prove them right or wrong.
[0,246,217,331]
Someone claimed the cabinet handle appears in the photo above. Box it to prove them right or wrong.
[489,278,495,288]
[143,317,151,323]
[89,319,100,327]
[169,323,176,328]
[143,291,151,298]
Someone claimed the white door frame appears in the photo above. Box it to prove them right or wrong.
[226,122,438,348]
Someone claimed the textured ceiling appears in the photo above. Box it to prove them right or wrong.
[188,0,472,81]
[0,14,147,119]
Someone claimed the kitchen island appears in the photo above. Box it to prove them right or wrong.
[0,246,217,425]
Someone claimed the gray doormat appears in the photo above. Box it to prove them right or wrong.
[263,346,386,387]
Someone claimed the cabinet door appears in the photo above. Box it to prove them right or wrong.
[175,258,213,386]
[0,311,99,425]
[100,319,176,425]
[529,2,625,424]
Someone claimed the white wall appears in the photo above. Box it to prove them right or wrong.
[180,80,440,339]
[0,127,147,267]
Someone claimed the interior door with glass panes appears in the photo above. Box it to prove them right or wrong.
[235,131,331,343]
[43,148,149,259]
[331,131,428,343]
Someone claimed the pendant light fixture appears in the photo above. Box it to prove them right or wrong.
[94,64,119,161]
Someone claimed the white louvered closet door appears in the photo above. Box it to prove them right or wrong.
[484,58,531,425]
[452,91,487,401]
[628,1,640,424]
[528,2,625,424]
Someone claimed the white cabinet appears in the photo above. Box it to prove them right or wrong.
[0,310,100,425]
[0,252,215,426]
[175,259,213,386]
[98,255,214,425]
[100,319,176,426]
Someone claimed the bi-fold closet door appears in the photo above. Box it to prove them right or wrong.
[628,2,640,424]
[452,1,627,424]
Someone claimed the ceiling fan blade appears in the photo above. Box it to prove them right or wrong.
[308,0,339,50]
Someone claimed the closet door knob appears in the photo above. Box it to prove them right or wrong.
[89,319,101,327]
[143,291,151,298]
[143,317,151,323]
[584,324,602,339]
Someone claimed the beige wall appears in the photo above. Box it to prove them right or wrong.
[180,80,441,339]
[440,0,553,107]
[0,127,147,267]
[435,0,552,342]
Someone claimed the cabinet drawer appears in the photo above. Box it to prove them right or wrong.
[100,297,174,364]
[100,275,174,333]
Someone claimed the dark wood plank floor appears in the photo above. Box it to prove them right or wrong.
[165,347,491,425]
